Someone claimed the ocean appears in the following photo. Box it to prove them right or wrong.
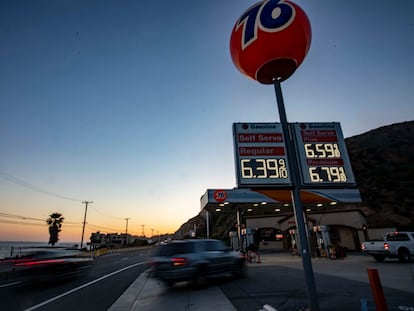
[0,241,79,259]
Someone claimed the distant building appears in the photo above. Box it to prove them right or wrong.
[89,232,129,248]
[89,232,150,248]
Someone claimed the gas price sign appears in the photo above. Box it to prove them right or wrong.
[292,122,356,187]
[233,123,291,187]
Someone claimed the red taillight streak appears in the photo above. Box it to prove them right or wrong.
[384,243,389,250]
[15,259,65,267]
[171,258,187,266]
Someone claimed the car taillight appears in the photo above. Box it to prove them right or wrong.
[171,257,187,266]
[361,244,365,250]
[15,259,65,267]
[384,243,389,250]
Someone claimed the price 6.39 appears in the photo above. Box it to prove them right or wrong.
[241,158,288,179]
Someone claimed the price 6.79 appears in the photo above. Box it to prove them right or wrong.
[309,166,347,183]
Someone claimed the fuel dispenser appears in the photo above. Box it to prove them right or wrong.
[313,225,331,257]
[229,226,253,252]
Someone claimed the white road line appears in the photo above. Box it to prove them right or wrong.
[0,281,22,288]
[24,261,147,311]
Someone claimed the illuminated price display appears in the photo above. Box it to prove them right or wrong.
[233,123,291,187]
[292,122,356,187]
[240,158,288,179]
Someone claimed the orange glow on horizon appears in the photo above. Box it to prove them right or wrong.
[0,220,178,243]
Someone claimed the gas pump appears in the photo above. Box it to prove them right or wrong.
[241,225,254,254]
[229,231,239,251]
[313,225,331,257]
[229,225,253,252]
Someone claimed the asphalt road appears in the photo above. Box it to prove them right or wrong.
[0,248,151,311]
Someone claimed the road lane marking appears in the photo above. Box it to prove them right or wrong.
[0,281,22,288]
[23,261,147,311]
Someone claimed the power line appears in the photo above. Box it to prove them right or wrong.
[0,211,82,225]
[0,212,45,222]
[1,210,139,234]
[0,169,130,223]
[0,219,46,227]
[0,220,82,227]
[0,168,81,202]
[86,223,125,233]
[89,204,124,220]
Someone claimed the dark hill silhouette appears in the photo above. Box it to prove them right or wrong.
[346,120,414,228]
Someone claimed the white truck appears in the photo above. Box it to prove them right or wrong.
[361,231,414,262]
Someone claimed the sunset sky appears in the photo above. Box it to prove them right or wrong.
[1,0,413,243]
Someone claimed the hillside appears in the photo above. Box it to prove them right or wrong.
[175,121,414,238]
[346,120,414,228]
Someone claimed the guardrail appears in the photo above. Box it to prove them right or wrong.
[81,246,153,258]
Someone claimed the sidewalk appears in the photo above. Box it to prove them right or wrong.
[108,269,236,311]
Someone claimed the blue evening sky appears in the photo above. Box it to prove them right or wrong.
[0,0,413,242]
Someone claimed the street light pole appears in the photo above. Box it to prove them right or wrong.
[81,201,93,249]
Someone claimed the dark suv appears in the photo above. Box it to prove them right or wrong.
[149,239,246,287]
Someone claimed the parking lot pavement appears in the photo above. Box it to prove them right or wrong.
[258,252,414,293]
[109,251,414,311]
[221,252,414,311]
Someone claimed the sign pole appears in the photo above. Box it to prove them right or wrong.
[273,78,320,311]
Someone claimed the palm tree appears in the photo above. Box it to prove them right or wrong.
[46,212,64,246]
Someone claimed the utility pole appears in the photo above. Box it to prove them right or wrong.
[141,224,145,237]
[125,218,130,234]
[151,228,154,238]
[81,201,93,249]
[125,218,130,246]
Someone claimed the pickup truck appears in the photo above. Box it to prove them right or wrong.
[361,232,414,262]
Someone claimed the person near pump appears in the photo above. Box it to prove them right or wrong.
[248,228,262,263]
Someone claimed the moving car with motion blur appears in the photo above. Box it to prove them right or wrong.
[149,239,246,287]
[0,247,94,285]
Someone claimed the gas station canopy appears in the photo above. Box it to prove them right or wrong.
[200,188,361,216]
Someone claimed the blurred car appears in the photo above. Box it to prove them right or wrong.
[2,247,94,285]
[149,239,246,287]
